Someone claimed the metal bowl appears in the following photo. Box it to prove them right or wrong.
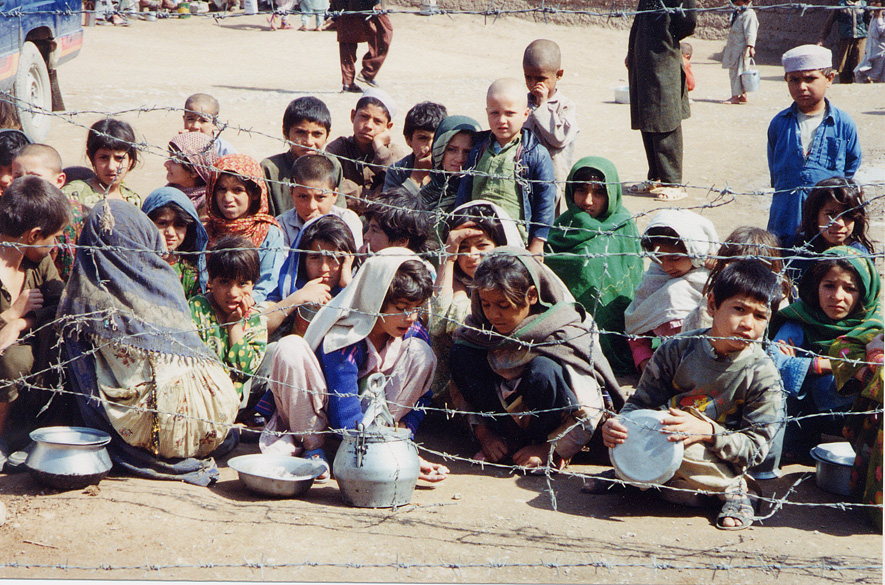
[810,442,855,496]
[228,454,327,498]
[26,426,112,490]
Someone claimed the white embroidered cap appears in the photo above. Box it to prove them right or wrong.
[360,87,397,119]
[782,44,833,73]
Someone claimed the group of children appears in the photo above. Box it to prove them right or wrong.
[0,36,879,530]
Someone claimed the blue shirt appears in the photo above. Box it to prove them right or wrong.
[766,100,861,243]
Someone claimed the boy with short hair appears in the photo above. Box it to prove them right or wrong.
[362,187,434,255]
[455,78,556,256]
[11,144,86,281]
[275,153,363,249]
[261,97,336,216]
[0,129,30,195]
[681,41,697,94]
[521,39,579,211]
[0,176,72,464]
[326,88,404,214]
[189,235,268,401]
[592,260,783,530]
[767,44,862,243]
[384,102,447,195]
[182,93,236,156]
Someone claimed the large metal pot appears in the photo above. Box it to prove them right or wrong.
[810,442,855,496]
[26,426,112,490]
[333,425,420,508]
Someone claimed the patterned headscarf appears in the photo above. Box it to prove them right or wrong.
[204,154,279,247]
[168,132,219,211]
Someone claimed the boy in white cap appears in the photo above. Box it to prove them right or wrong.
[766,44,862,244]
[326,88,404,214]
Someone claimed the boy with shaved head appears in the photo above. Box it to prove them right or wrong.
[455,78,556,256]
[522,39,579,212]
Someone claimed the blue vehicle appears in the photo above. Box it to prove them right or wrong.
[0,0,82,141]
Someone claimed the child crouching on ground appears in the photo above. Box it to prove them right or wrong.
[590,260,783,530]
[260,248,448,482]
[450,248,623,471]
[624,209,718,373]
[189,236,268,404]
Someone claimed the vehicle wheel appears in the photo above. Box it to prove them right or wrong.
[14,42,52,142]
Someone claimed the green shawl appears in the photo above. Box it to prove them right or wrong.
[544,156,643,375]
[779,246,883,353]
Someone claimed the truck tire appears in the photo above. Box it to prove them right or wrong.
[14,42,52,142]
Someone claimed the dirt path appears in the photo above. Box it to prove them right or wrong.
[0,11,882,584]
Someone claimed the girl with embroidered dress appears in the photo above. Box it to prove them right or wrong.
[142,187,208,300]
[64,118,142,208]
[451,248,623,470]
[204,154,285,304]
[260,248,448,482]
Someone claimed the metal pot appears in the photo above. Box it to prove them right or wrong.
[228,454,326,498]
[333,425,419,508]
[810,442,855,496]
[26,427,112,490]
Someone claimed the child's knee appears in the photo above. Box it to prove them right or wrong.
[0,343,36,403]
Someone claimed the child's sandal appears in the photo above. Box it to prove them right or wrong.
[716,492,755,530]
[302,448,330,483]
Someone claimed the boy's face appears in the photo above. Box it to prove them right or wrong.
[377,297,422,339]
[523,63,563,102]
[92,148,131,188]
[208,275,254,317]
[12,155,65,188]
[405,129,435,162]
[478,286,538,336]
[304,239,344,288]
[351,105,392,149]
[786,69,833,113]
[0,164,13,194]
[573,182,608,218]
[286,120,329,159]
[291,180,336,223]
[183,109,217,135]
[707,293,770,356]
[364,218,407,253]
[23,227,64,263]
[653,242,694,278]
[486,93,529,146]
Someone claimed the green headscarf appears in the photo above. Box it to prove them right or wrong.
[544,157,643,375]
[779,246,883,353]
[420,115,481,213]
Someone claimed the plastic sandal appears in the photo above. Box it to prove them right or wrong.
[302,448,330,482]
[653,186,688,201]
[717,491,755,530]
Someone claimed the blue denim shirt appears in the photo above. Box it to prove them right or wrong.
[766,100,862,242]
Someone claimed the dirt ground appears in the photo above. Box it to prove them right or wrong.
[0,10,883,584]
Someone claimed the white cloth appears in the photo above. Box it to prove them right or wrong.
[304,247,418,354]
[855,13,885,81]
[624,263,709,335]
[798,111,825,156]
[641,209,719,268]
[450,199,526,248]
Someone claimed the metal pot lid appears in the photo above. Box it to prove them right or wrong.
[810,442,855,467]
[29,426,112,447]
[609,409,684,485]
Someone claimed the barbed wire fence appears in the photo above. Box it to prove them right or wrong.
[0,12,883,577]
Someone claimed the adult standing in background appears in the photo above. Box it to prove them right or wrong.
[332,0,393,93]
[627,0,697,201]
[819,0,871,84]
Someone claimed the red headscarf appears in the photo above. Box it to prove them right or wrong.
[204,154,279,247]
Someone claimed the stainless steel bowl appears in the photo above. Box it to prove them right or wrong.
[228,454,327,498]
[26,426,112,490]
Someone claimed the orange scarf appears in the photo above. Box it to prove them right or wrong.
[204,154,279,247]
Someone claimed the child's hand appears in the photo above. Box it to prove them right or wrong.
[372,128,391,151]
[747,46,756,58]
[529,83,548,107]
[0,318,29,353]
[339,253,354,288]
[660,407,714,446]
[474,424,508,462]
[5,289,44,321]
[776,338,797,357]
[228,292,255,323]
[445,222,483,256]
[418,456,449,482]
[297,277,333,306]
[602,417,629,449]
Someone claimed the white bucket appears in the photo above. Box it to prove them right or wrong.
[243,0,257,14]
[613,85,630,104]
[740,59,760,93]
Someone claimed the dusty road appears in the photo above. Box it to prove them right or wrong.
[0,10,882,584]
